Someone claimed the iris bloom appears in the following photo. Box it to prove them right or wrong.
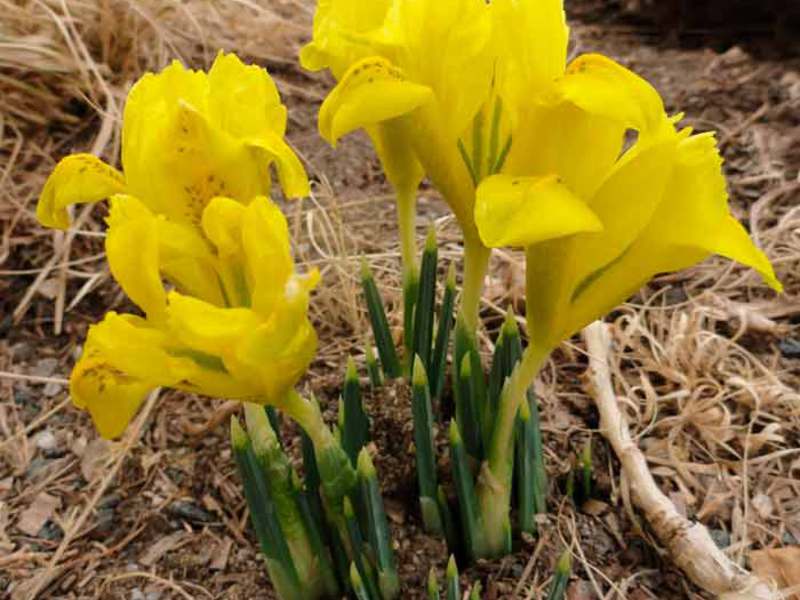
[469,0,781,555]
[36,53,317,438]
[302,0,495,330]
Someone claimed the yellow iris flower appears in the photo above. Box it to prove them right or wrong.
[36,53,317,439]
[302,0,497,330]
[472,1,781,353]
[37,51,308,230]
[302,0,494,242]
[70,195,318,439]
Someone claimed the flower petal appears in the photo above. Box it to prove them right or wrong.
[245,133,310,199]
[36,154,125,229]
[122,62,270,224]
[207,51,287,139]
[493,0,569,110]
[300,0,393,77]
[557,54,667,136]
[166,291,262,358]
[70,312,191,439]
[241,197,296,316]
[318,56,433,145]
[475,174,603,248]
[105,196,167,319]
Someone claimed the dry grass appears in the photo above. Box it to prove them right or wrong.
[1,1,799,599]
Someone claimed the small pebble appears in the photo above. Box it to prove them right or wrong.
[168,501,213,524]
[34,430,57,452]
[709,528,731,549]
[778,338,800,359]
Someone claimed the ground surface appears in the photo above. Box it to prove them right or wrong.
[1,1,799,599]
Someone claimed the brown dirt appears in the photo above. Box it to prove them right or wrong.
[2,2,799,599]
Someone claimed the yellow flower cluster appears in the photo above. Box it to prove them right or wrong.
[302,0,781,353]
[36,52,316,438]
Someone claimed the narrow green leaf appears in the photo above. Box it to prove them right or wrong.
[342,357,370,465]
[350,561,372,600]
[492,134,512,174]
[516,397,536,534]
[343,497,382,600]
[357,449,399,599]
[468,581,483,600]
[265,406,283,449]
[546,550,572,600]
[449,420,484,559]
[437,485,459,556]
[446,555,460,600]
[230,418,300,592]
[292,473,340,597]
[365,342,383,388]
[487,329,506,413]
[427,567,441,600]
[471,109,484,182]
[412,358,443,534]
[403,269,419,364]
[431,262,456,400]
[457,353,482,460]
[361,258,401,378]
[458,139,478,186]
[487,97,503,176]
[412,227,438,375]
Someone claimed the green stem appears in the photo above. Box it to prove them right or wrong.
[460,236,490,335]
[396,184,418,280]
[283,391,357,514]
[478,344,550,555]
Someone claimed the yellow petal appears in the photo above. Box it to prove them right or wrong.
[36,154,125,229]
[300,0,393,77]
[538,131,781,347]
[166,291,262,357]
[492,0,569,111]
[637,133,781,290]
[70,312,190,439]
[70,357,154,439]
[318,56,433,145]
[207,51,287,139]
[565,137,680,292]
[105,196,167,319]
[503,101,626,200]
[558,54,667,136]
[475,174,603,248]
[241,197,295,316]
[522,138,679,349]
[234,301,317,403]
[378,0,494,140]
[201,196,246,258]
[122,62,270,224]
[245,133,310,199]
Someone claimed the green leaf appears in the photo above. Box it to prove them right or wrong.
[361,258,401,378]
[412,358,443,535]
[342,357,370,465]
[412,227,438,375]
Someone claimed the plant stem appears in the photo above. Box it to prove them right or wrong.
[460,235,490,335]
[478,343,550,556]
[396,184,418,283]
[283,391,357,513]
